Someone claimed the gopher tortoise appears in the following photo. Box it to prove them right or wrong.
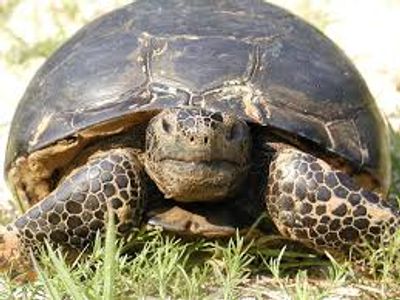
[0,0,397,276]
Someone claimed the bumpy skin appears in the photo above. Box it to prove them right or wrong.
[0,148,145,274]
[267,148,399,256]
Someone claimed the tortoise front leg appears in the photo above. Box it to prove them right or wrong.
[0,148,146,276]
[266,148,399,256]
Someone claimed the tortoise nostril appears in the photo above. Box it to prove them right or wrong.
[211,112,223,122]
[228,123,244,140]
[204,137,209,144]
[190,136,194,142]
[162,119,172,133]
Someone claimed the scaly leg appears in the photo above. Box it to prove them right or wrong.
[266,148,399,256]
[0,148,146,277]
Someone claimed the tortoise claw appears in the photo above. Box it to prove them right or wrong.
[148,205,236,238]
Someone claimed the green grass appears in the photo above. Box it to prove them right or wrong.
[1,212,400,299]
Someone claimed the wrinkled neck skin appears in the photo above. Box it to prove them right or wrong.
[143,107,251,202]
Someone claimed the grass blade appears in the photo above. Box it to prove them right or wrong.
[30,250,63,300]
[102,208,117,300]
[45,241,87,300]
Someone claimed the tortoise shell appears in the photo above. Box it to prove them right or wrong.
[5,0,390,195]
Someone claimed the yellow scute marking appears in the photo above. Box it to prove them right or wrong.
[29,113,53,147]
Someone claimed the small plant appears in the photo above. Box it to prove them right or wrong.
[324,251,353,286]
[262,245,286,281]
[209,233,254,300]
[293,270,312,300]
[363,228,400,283]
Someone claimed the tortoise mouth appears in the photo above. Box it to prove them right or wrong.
[144,155,249,203]
[155,158,245,202]
[159,157,240,168]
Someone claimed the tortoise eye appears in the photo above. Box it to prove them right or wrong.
[162,119,172,133]
[227,123,244,140]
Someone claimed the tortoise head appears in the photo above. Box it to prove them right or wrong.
[143,107,251,202]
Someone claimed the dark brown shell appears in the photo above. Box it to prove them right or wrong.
[5,0,390,191]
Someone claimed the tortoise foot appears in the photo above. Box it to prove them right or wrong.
[266,148,399,256]
[1,148,146,275]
